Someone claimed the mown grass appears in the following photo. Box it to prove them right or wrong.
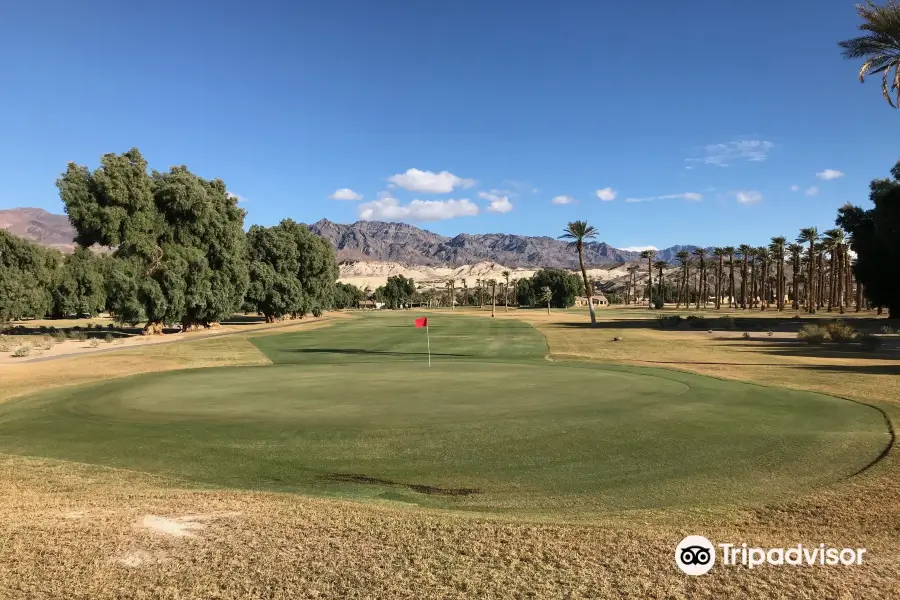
[0,314,887,514]
[1,309,899,598]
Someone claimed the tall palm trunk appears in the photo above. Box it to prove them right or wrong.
[491,280,496,318]
[728,255,735,308]
[577,241,596,324]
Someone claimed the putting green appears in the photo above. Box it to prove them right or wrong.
[0,313,890,514]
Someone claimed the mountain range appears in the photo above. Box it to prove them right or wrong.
[1,208,701,267]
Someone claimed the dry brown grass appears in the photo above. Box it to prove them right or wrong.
[1,308,899,598]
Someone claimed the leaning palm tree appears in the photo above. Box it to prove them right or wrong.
[797,227,820,313]
[540,286,553,315]
[839,1,900,109]
[502,270,511,312]
[640,249,657,307]
[559,221,599,324]
[653,259,668,304]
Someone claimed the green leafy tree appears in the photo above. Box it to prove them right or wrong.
[52,248,107,317]
[531,268,583,309]
[379,275,416,309]
[57,148,249,333]
[559,221,598,324]
[837,162,900,317]
[516,278,536,307]
[0,230,59,321]
[245,220,337,321]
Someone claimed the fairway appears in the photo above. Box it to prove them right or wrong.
[0,313,890,514]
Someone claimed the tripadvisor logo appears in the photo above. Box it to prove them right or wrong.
[675,536,867,576]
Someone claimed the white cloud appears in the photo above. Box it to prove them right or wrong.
[806,186,819,196]
[735,190,763,204]
[387,168,476,193]
[329,188,362,201]
[620,245,659,252]
[790,185,800,192]
[357,196,479,222]
[595,187,617,201]
[478,190,514,213]
[625,192,703,203]
[226,191,247,204]
[552,195,575,205]
[686,139,774,167]
[816,169,845,180]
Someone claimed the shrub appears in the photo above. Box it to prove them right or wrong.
[686,315,709,329]
[742,331,751,339]
[70,331,87,342]
[40,335,53,350]
[89,339,100,348]
[798,324,830,344]
[53,331,67,344]
[312,306,323,318]
[718,316,736,331]
[104,333,114,344]
[657,315,682,329]
[652,297,664,310]
[825,321,857,344]
[107,324,115,330]
[0,342,11,352]
[767,330,773,337]
[12,346,30,358]
[859,333,883,352]
[880,325,896,334]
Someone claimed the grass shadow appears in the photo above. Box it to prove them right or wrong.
[288,348,475,358]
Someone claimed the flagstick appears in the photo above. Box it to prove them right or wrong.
[426,324,431,367]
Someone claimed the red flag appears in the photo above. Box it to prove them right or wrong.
[415,317,428,328]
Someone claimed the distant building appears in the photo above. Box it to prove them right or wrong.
[574,295,609,307]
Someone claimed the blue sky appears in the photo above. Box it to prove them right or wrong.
[0,0,896,250]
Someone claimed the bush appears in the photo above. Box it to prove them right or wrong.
[718,316,736,331]
[798,324,830,344]
[53,331,67,344]
[12,346,30,358]
[657,315,682,329]
[742,331,751,339]
[859,333,883,352]
[89,339,100,348]
[70,331,87,342]
[767,330,773,337]
[825,321,857,344]
[104,333,114,344]
[880,325,896,334]
[652,297,664,310]
[0,342,11,352]
[312,306,323,318]
[686,315,709,329]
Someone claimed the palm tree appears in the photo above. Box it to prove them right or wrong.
[490,279,497,317]
[540,286,553,315]
[676,250,690,308]
[461,278,468,307]
[512,278,519,307]
[768,236,787,310]
[627,265,641,304]
[640,249,656,307]
[653,259,667,303]
[712,248,726,309]
[737,244,753,309]
[839,1,900,109]
[448,279,456,311]
[692,248,708,309]
[787,243,803,309]
[502,270,511,312]
[559,221,599,324]
[797,227,819,313]
[756,247,770,310]
[723,246,736,308]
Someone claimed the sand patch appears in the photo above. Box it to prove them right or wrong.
[137,515,205,538]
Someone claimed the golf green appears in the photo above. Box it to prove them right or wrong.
[0,313,890,514]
